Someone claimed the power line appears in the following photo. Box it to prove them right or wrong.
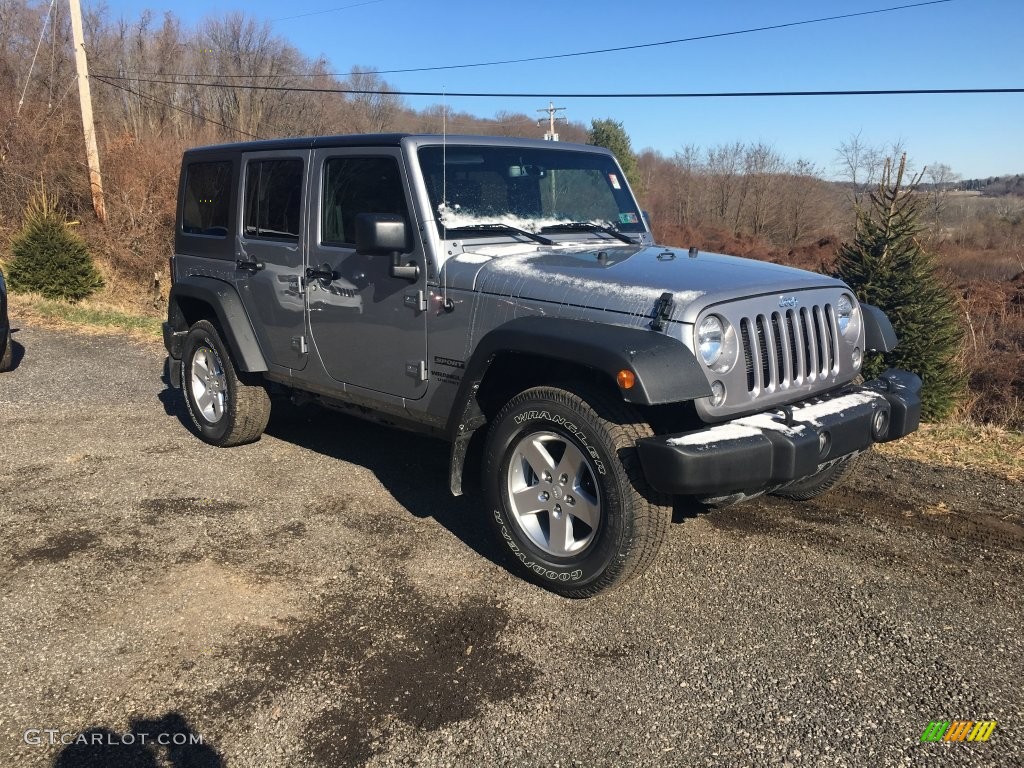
[270,0,384,23]
[93,0,955,81]
[92,75,262,139]
[16,0,55,116]
[92,76,546,133]
[91,78,1024,99]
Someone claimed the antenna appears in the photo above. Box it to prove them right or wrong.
[440,87,454,312]
[442,86,447,232]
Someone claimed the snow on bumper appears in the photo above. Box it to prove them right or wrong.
[636,369,922,496]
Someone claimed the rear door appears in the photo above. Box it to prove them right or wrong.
[306,147,428,399]
[234,149,309,370]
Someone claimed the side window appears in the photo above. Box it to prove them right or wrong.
[182,161,232,237]
[244,158,303,240]
[321,156,408,246]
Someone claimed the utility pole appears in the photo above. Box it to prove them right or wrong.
[69,0,106,223]
[536,101,566,141]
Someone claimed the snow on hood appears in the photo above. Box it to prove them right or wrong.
[438,209,611,232]
[442,242,845,323]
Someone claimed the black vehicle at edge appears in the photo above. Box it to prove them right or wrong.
[0,268,13,372]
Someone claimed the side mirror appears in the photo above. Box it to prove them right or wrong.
[355,213,418,281]
[355,213,408,255]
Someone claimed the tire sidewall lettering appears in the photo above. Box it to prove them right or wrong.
[494,509,584,582]
[512,409,606,476]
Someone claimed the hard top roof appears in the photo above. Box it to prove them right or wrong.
[181,133,607,157]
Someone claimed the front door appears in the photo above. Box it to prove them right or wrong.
[306,148,427,399]
[234,149,309,370]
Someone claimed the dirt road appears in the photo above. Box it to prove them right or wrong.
[1,325,1021,767]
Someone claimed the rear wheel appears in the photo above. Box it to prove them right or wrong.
[484,384,671,597]
[181,320,270,446]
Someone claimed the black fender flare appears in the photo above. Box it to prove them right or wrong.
[166,276,267,372]
[445,316,711,495]
[862,303,898,353]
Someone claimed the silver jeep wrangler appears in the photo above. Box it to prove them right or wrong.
[163,134,921,597]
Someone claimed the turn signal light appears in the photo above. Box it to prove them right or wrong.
[617,369,636,389]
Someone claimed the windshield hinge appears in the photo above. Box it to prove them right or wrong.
[650,292,674,333]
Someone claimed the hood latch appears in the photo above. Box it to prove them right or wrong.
[650,291,674,332]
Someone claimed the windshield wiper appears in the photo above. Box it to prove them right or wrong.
[451,223,554,245]
[540,221,635,244]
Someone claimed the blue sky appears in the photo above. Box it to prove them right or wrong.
[92,0,1024,178]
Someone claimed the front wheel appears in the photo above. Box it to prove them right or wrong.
[483,385,671,597]
[774,453,863,501]
[180,320,271,447]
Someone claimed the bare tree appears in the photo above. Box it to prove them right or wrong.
[706,141,743,225]
[671,144,703,227]
[344,68,403,133]
[781,158,825,245]
[924,162,960,234]
[743,142,783,238]
[834,130,881,207]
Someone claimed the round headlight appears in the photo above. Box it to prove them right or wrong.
[837,294,857,336]
[697,315,724,367]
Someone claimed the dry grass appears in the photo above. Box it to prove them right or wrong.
[7,292,163,343]
[876,421,1024,482]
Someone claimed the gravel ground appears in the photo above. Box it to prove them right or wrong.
[1,324,1021,768]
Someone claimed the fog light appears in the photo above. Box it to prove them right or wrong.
[818,431,831,457]
[852,346,863,370]
[872,408,890,440]
[710,380,726,406]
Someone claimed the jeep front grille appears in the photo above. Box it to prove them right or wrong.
[739,305,839,393]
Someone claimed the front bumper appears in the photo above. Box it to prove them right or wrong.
[636,369,921,496]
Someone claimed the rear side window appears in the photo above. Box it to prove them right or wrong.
[181,161,232,237]
[321,156,408,246]
[244,159,303,240]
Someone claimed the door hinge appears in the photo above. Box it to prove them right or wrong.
[406,360,428,381]
[404,290,428,312]
[291,335,308,354]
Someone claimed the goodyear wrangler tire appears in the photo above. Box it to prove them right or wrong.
[181,320,271,447]
[483,385,671,597]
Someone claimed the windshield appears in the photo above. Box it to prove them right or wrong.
[417,145,645,239]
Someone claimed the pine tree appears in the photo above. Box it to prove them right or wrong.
[833,155,964,421]
[587,118,639,187]
[8,185,103,303]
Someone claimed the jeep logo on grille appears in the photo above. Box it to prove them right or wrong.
[778,295,799,309]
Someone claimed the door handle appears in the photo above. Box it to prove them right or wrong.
[306,265,337,282]
[236,259,264,273]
